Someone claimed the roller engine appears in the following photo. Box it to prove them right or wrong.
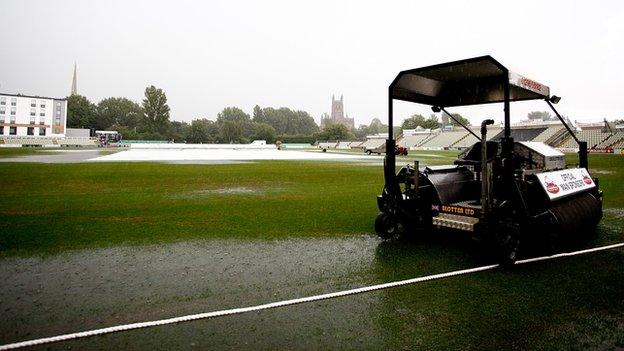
[375,56,603,265]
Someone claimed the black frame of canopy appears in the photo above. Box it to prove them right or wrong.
[385,56,587,203]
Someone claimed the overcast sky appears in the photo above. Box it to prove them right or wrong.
[1,0,622,126]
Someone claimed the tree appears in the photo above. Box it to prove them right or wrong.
[186,119,218,143]
[217,107,251,123]
[67,94,96,129]
[109,124,139,140]
[169,121,190,142]
[253,106,319,135]
[251,122,276,143]
[368,118,385,134]
[448,113,471,127]
[141,85,171,135]
[425,114,440,129]
[252,105,264,121]
[402,114,440,129]
[220,120,245,143]
[316,123,355,141]
[402,114,426,129]
[355,118,389,139]
[97,97,143,130]
[216,107,252,142]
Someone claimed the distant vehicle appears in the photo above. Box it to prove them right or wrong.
[396,145,408,156]
[365,143,408,156]
[95,130,122,147]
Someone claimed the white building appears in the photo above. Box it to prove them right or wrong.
[0,93,67,138]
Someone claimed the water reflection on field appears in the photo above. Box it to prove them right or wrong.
[1,226,623,349]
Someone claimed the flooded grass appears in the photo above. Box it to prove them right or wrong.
[169,185,291,199]
[0,152,623,349]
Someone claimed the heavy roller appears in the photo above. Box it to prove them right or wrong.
[375,56,603,265]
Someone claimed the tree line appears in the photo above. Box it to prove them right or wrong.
[73,86,521,144]
[67,85,395,143]
[67,86,324,143]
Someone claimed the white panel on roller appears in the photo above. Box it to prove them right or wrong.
[535,168,595,201]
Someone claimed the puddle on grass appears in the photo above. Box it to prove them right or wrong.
[604,208,624,219]
[196,187,259,195]
[3,231,617,349]
[591,169,615,175]
[169,186,285,199]
[0,236,382,343]
[0,233,491,347]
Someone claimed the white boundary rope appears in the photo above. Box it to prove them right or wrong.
[1,242,622,350]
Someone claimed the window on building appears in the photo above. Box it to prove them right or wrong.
[0,116,4,123]
[56,109,60,115]
[56,101,61,107]
[27,127,34,135]
[10,127,17,135]
[54,117,61,125]
[0,107,5,115]
[10,116,16,124]
[0,126,3,135]
[30,108,36,116]
[10,107,16,115]
[39,128,46,136]
[30,116,36,124]
[31,99,36,107]
[40,101,46,108]
[0,97,5,105]
[10,98,17,106]
[40,111,45,116]
[40,118,45,125]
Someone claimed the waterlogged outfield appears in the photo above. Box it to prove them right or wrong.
[0,151,622,256]
[0,150,623,349]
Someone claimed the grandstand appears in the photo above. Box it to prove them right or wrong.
[349,141,364,149]
[452,133,480,148]
[397,120,624,152]
[397,133,431,148]
[419,131,467,149]
[336,141,351,149]
[595,132,622,148]
[317,141,338,150]
[557,130,617,149]
[533,126,565,143]
[610,133,624,149]
[0,136,98,147]
[359,138,385,150]
[491,127,547,142]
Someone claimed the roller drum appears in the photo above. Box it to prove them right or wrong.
[548,192,602,237]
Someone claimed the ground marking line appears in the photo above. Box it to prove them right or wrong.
[1,242,623,350]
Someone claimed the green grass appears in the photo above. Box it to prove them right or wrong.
[563,153,624,209]
[0,147,55,158]
[0,152,622,256]
[0,161,381,255]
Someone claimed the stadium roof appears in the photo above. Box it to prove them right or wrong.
[390,56,550,107]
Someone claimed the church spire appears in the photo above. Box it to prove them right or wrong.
[70,62,77,96]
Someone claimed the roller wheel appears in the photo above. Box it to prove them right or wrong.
[366,150,372,155]
[375,212,398,240]
[495,221,521,267]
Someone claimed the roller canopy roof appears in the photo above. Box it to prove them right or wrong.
[390,56,550,107]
